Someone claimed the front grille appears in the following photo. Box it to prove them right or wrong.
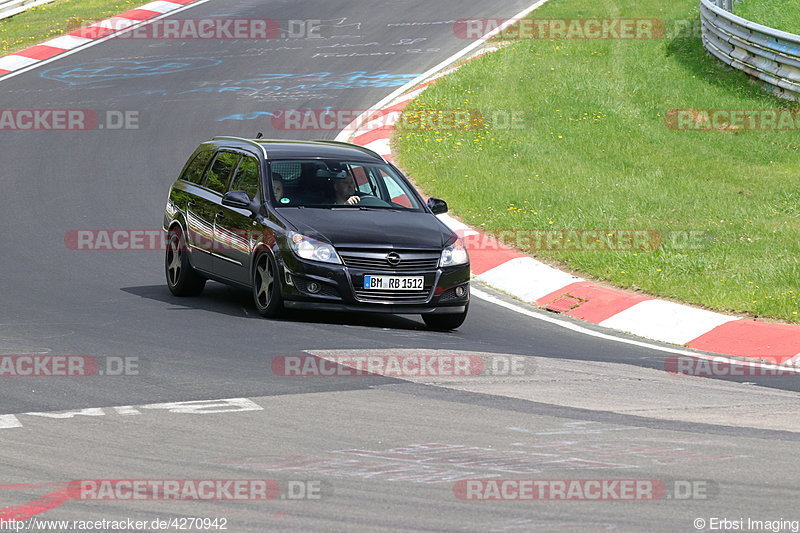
[353,288,432,303]
[340,251,440,272]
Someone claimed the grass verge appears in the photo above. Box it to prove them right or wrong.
[0,0,140,55]
[395,0,800,323]
[735,0,800,35]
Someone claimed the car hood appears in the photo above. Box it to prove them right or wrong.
[277,208,453,250]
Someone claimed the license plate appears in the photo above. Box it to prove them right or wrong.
[363,275,424,291]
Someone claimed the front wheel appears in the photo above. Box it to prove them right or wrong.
[253,252,284,318]
[165,227,206,296]
[422,304,468,331]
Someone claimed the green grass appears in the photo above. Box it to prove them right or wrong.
[0,0,140,55]
[395,0,800,323]
[735,0,800,35]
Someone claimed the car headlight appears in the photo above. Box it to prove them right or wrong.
[289,232,341,264]
[440,238,469,267]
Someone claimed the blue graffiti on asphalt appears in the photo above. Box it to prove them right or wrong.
[119,71,419,98]
[218,111,282,121]
[40,58,223,85]
[218,106,341,122]
[182,71,418,94]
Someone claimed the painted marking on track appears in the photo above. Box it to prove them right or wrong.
[40,57,223,85]
[0,398,262,430]
[0,484,72,521]
[217,442,638,485]
[505,426,750,464]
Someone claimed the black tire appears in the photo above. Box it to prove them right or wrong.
[253,252,284,318]
[422,304,469,331]
[165,226,206,296]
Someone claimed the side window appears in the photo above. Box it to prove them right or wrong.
[180,150,214,184]
[378,168,414,208]
[381,169,406,198]
[229,156,261,200]
[204,151,240,194]
[349,165,373,194]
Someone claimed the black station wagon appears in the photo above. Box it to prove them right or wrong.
[163,137,470,330]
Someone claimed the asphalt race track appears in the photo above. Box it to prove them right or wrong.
[1,0,799,531]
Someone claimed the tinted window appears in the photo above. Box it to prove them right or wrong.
[270,159,422,210]
[180,150,214,184]
[229,156,261,200]
[204,151,240,194]
[270,161,302,185]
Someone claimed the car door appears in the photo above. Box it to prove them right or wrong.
[213,152,262,284]
[187,150,240,274]
[169,147,214,249]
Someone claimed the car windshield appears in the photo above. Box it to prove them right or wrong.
[268,159,423,210]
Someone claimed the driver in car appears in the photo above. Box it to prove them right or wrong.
[271,173,285,201]
[332,173,362,205]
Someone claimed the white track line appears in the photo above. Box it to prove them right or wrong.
[471,287,800,373]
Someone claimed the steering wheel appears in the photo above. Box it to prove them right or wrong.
[355,195,391,207]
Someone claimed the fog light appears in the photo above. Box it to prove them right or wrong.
[307,282,321,294]
[455,285,467,297]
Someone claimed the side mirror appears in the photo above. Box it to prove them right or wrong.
[222,190,256,212]
[427,197,448,215]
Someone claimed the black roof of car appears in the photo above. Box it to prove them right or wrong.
[210,137,386,162]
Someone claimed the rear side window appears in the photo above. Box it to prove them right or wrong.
[180,150,214,184]
[270,161,302,185]
[204,151,240,194]
[229,156,261,200]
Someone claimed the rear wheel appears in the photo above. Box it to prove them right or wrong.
[422,304,468,331]
[165,227,206,296]
[253,252,284,318]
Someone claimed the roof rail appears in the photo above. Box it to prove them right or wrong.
[311,139,386,162]
[211,136,268,159]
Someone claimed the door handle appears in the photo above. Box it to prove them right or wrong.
[216,212,225,219]
[187,201,195,208]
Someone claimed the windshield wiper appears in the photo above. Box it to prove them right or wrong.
[357,206,400,211]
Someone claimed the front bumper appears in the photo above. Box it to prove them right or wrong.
[277,254,470,315]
